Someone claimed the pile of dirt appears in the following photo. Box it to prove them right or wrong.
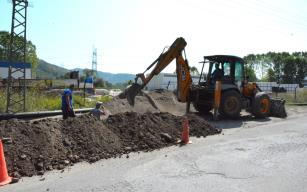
[144,90,193,115]
[105,90,195,116]
[106,112,219,152]
[0,112,220,178]
[0,116,123,177]
[104,95,160,114]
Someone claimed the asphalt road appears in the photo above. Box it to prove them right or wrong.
[2,107,307,192]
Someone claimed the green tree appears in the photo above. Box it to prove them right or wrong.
[0,31,38,76]
[263,68,276,82]
[79,69,95,81]
[267,52,283,83]
[190,66,199,76]
[245,65,257,82]
[295,57,306,84]
[94,77,105,88]
[83,69,93,77]
[244,52,307,84]
[283,56,296,83]
[62,72,71,79]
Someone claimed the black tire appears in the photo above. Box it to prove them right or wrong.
[252,92,270,118]
[219,90,242,118]
[193,102,212,114]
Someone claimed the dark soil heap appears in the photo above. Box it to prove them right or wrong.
[106,112,219,152]
[0,112,220,178]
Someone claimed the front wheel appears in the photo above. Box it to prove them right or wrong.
[252,92,271,118]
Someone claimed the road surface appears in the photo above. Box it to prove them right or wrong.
[2,107,307,192]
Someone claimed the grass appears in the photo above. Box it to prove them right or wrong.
[0,88,113,113]
[273,89,307,104]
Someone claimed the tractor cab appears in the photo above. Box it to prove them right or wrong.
[200,55,245,89]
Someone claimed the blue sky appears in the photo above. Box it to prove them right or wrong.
[1,0,307,74]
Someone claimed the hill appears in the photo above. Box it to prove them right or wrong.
[36,60,135,84]
[36,60,69,79]
[75,68,135,84]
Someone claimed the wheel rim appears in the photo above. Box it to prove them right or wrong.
[224,96,238,113]
[260,98,269,113]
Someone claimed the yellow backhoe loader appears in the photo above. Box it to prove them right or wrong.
[121,37,286,118]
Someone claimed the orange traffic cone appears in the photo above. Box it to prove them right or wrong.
[0,139,12,186]
[180,117,192,144]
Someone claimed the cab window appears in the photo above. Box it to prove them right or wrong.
[223,62,231,76]
[235,62,243,81]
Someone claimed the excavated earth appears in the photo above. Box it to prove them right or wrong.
[0,90,221,179]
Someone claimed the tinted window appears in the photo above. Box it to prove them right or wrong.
[235,62,243,81]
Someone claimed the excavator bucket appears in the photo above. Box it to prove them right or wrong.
[269,98,287,118]
[119,83,142,106]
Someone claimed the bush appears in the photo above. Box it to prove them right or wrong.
[0,88,112,113]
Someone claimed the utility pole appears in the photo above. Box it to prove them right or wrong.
[92,47,97,78]
[6,0,28,113]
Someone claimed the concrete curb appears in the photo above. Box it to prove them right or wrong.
[287,103,307,106]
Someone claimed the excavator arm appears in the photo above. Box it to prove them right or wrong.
[123,37,192,105]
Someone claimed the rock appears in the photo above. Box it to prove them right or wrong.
[19,154,27,160]
[138,132,144,138]
[10,177,20,184]
[38,155,44,161]
[70,155,80,163]
[63,160,70,165]
[46,165,53,171]
[36,162,44,170]
[160,133,173,143]
[12,171,21,178]
[37,170,45,175]
[63,138,71,146]
[89,156,98,163]
[124,147,132,151]
[57,164,65,170]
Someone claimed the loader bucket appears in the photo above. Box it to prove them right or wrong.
[269,98,287,118]
[121,83,142,106]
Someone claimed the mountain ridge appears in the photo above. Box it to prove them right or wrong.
[37,59,135,84]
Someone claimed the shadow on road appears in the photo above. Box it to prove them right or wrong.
[191,112,272,129]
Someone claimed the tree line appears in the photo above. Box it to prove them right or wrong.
[244,52,307,84]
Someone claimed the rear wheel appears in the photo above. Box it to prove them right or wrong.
[219,90,242,118]
[252,92,270,118]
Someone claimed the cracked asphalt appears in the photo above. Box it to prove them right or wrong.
[2,106,307,192]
